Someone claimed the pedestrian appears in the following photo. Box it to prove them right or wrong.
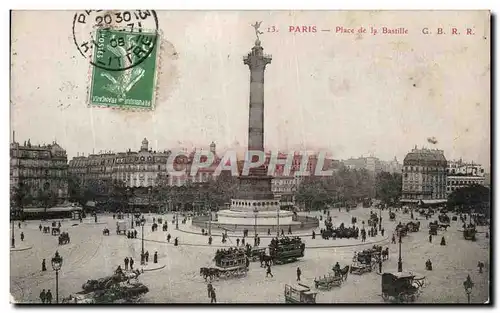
[58,221,61,228]
[39,224,42,231]
[20,232,24,241]
[208,236,212,245]
[268,228,271,235]
[167,233,171,243]
[288,225,292,235]
[281,229,284,237]
[207,283,213,298]
[45,289,52,304]
[42,259,47,271]
[124,257,129,270]
[266,264,273,278]
[429,234,432,243]
[129,257,134,270]
[478,261,484,273]
[378,259,382,273]
[312,230,316,239]
[296,267,301,281]
[257,236,261,246]
[242,238,245,246]
[174,237,178,246]
[134,229,138,238]
[210,287,217,303]
[236,238,240,246]
[154,251,158,264]
[113,214,116,219]
[145,251,149,263]
[440,236,446,246]
[381,228,384,237]
[392,234,396,244]
[40,289,46,304]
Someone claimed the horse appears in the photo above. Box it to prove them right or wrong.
[103,228,110,236]
[259,253,273,267]
[438,224,450,231]
[334,266,350,281]
[381,247,389,261]
[200,267,220,281]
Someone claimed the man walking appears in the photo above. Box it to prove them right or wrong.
[129,257,134,270]
[124,257,129,271]
[296,267,301,281]
[207,283,213,298]
[45,289,53,304]
[210,287,217,303]
[42,259,47,271]
[20,232,24,242]
[266,264,273,278]
[39,289,46,304]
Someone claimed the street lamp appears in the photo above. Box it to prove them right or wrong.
[10,209,15,248]
[253,207,258,240]
[51,251,63,303]
[379,206,382,231]
[208,204,212,236]
[463,274,474,303]
[397,230,403,272]
[176,204,179,230]
[140,217,146,265]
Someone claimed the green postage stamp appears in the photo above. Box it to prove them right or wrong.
[88,28,160,110]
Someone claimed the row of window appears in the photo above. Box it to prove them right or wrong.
[447,180,482,186]
[403,166,445,172]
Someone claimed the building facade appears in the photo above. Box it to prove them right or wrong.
[342,156,386,173]
[446,159,486,195]
[10,139,69,204]
[401,147,447,204]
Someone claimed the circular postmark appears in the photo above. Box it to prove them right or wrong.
[72,10,159,71]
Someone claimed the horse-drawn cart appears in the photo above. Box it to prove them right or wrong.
[350,261,373,275]
[248,247,266,262]
[381,272,425,303]
[284,284,317,303]
[314,273,343,290]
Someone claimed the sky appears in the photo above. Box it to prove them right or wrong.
[10,10,490,169]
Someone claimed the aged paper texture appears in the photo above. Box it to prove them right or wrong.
[10,10,490,304]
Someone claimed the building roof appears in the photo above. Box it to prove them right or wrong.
[403,148,447,166]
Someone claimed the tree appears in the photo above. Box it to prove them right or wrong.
[375,172,402,205]
[447,185,490,216]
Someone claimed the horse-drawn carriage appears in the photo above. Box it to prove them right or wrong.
[395,223,408,237]
[116,221,128,235]
[389,212,396,221]
[247,247,266,262]
[406,221,420,232]
[314,273,343,290]
[428,221,438,235]
[52,227,61,236]
[351,246,381,275]
[269,236,305,265]
[368,212,379,227]
[438,214,450,224]
[284,283,317,303]
[43,226,50,233]
[58,232,70,245]
[321,223,358,240]
[381,272,425,303]
[463,226,477,241]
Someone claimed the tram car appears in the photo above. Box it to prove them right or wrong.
[213,248,249,278]
[284,283,317,303]
[269,236,306,265]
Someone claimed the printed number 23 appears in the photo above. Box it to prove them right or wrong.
[267,26,277,32]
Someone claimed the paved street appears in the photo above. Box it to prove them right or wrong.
[10,208,489,303]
